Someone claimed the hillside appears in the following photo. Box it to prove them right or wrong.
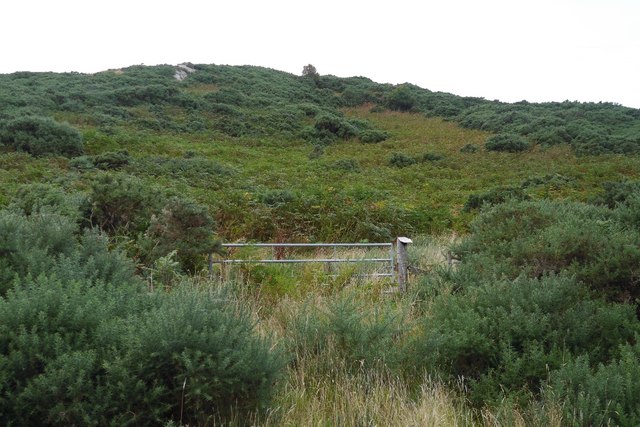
[1,63,640,242]
[1,63,640,425]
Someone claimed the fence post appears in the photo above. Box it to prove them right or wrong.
[396,237,412,292]
[208,253,214,278]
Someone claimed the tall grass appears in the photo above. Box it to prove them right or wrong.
[211,237,565,427]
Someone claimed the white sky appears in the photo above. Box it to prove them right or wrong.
[2,0,640,108]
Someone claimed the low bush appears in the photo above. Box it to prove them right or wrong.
[409,275,640,405]
[485,133,530,152]
[0,116,83,157]
[459,143,478,153]
[359,129,388,144]
[454,199,640,302]
[547,341,640,426]
[143,197,220,274]
[332,158,361,173]
[314,114,357,139]
[0,209,136,295]
[386,85,417,112]
[418,152,443,162]
[0,280,283,425]
[87,172,162,235]
[388,152,416,168]
[463,186,529,212]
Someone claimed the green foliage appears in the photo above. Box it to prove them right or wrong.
[386,85,417,112]
[301,64,320,83]
[410,275,640,405]
[87,172,162,235]
[105,287,284,425]
[547,341,640,426]
[485,133,530,152]
[10,183,87,221]
[359,129,389,143]
[332,158,361,173]
[418,152,444,162]
[459,143,479,153]
[455,199,640,302]
[463,186,529,212]
[0,116,83,157]
[314,113,357,139]
[144,197,220,274]
[592,179,640,209]
[0,209,136,295]
[388,152,416,168]
[0,280,283,425]
[289,293,406,371]
[69,150,131,171]
[134,155,235,187]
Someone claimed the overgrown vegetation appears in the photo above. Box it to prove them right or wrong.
[1,62,640,424]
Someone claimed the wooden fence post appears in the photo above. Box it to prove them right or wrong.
[396,237,412,292]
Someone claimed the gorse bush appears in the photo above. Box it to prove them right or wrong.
[88,172,162,235]
[0,116,83,157]
[409,275,639,405]
[459,143,478,153]
[388,152,416,168]
[463,185,529,212]
[453,199,640,303]
[485,133,530,152]
[359,129,388,144]
[386,85,417,112]
[0,280,283,426]
[0,209,136,295]
[546,341,640,426]
[144,197,220,274]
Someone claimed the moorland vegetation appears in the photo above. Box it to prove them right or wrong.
[1,63,640,425]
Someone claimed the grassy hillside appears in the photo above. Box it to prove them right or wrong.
[1,63,640,241]
[1,63,640,425]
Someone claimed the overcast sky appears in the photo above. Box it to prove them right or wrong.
[3,0,639,108]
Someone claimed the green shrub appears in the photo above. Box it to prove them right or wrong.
[0,280,283,425]
[418,152,443,162]
[485,133,530,152]
[257,189,297,207]
[144,197,220,274]
[0,116,83,157]
[460,143,479,153]
[0,209,136,295]
[105,287,284,425]
[113,83,180,106]
[332,158,361,172]
[314,114,357,139]
[386,85,417,112]
[68,155,96,171]
[10,183,87,221]
[135,156,235,187]
[454,200,640,302]
[409,275,640,405]
[388,152,416,168]
[529,126,571,146]
[592,180,640,209]
[88,172,162,235]
[463,186,529,212]
[547,341,640,426]
[359,129,389,143]
[91,149,131,170]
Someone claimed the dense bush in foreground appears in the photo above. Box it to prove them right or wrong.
[0,280,283,426]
